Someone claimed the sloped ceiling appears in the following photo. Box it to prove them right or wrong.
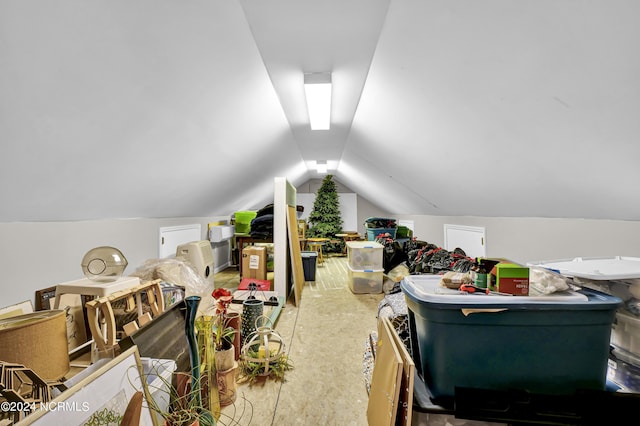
[1,0,640,222]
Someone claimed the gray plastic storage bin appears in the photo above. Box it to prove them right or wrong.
[301,251,318,281]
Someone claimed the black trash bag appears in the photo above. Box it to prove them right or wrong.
[450,248,474,273]
[255,203,274,217]
[381,240,408,274]
[404,239,429,254]
[250,214,273,240]
[364,217,398,229]
[406,242,437,274]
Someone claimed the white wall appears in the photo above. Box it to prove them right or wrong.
[0,216,227,307]
[4,211,639,308]
[396,214,640,264]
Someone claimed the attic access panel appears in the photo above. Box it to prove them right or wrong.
[159,224,201,258]
[444,224,486,258]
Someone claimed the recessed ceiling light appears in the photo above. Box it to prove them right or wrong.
[304,72,331,130]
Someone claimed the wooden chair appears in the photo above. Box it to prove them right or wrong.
[306,238,328,266]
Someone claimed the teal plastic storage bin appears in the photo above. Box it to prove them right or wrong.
[401,275,621,408]
[366,227,396,241]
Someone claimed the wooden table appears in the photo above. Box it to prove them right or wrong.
[305,237,330,265]
[335,233,362,255]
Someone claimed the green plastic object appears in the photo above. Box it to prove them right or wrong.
[234,211,257,234]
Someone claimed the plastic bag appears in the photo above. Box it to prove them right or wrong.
[528,267,570,295]
[131,258,214,315]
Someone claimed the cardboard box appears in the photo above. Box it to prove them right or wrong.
[242,246,267,280]
[494,263,529,296]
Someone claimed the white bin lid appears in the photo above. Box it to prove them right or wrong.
[402,275,588,305]
[346,241,383,249]
[528,256,640,280]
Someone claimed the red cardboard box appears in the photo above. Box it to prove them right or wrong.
[493,263,529,296]
[238,278,271,291]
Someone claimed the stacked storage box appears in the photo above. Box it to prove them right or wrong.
[364,217,397,241]
[347,241,384,294]
[610,310,640,391]
[234,211,257,234]
[529,256,640,393]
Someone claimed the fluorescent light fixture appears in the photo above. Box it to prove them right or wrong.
[316,160,328,174]
[304,72,332,130]
[305,160,338,173]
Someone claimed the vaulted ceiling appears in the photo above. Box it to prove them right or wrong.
[2,1,640,222]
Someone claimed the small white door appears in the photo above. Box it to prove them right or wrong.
[444,224,486,258]
[159,224,202,258]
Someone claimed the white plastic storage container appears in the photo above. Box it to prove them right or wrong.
[347,241,383,271]
[528,256,640,281]
[209,225,235,242]
[530,256,640,357]
[608,347,640,392]
[611,310,640,357]
[347,264,383,294]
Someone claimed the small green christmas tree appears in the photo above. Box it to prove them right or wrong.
[307,175,343,247]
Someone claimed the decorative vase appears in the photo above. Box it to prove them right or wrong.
[195,316,220,418]
[224,312,241,361]
[184,296,201,405]
[214,346,234,371]
[217,362,238,407]
[183,297,214,425]
[241,299,264,347]
[164,418,199,426]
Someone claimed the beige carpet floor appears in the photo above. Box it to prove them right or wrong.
[216,255,383,426]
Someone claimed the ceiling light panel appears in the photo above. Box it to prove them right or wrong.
[304,72,332,130]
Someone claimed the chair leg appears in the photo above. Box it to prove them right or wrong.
[310,243,324,265]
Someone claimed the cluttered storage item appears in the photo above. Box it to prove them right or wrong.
[234,211,257,234]
[81,246,128,282]
[348,264,383,294]
[347,241,383,271]
[400,274,621,408]
[364,217,397,241]
[0,310,69,381]
[528,256,640,392]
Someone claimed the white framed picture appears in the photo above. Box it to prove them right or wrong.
[22,345,156,426]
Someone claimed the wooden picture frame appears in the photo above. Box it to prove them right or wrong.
[34,287,57,311]
[0,300,33,319]
[367,317,403,426]
[20,346,156,426]
[34,286,90,352]
[382,316,415,426]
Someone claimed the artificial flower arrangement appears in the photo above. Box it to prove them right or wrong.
[211,288,236,351]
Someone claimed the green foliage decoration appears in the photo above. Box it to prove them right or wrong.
[307,175,343,247]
